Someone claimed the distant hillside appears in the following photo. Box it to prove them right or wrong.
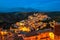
[0,12,60,23]
[0,12,34,23]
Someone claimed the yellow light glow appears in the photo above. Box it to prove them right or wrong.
[1,31,8,35]
[19,26,30,32]
[49,32,54,40]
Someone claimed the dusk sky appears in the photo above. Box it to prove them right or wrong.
[0,0,60,12]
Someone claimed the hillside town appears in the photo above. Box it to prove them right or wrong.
[0,13,59,40]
